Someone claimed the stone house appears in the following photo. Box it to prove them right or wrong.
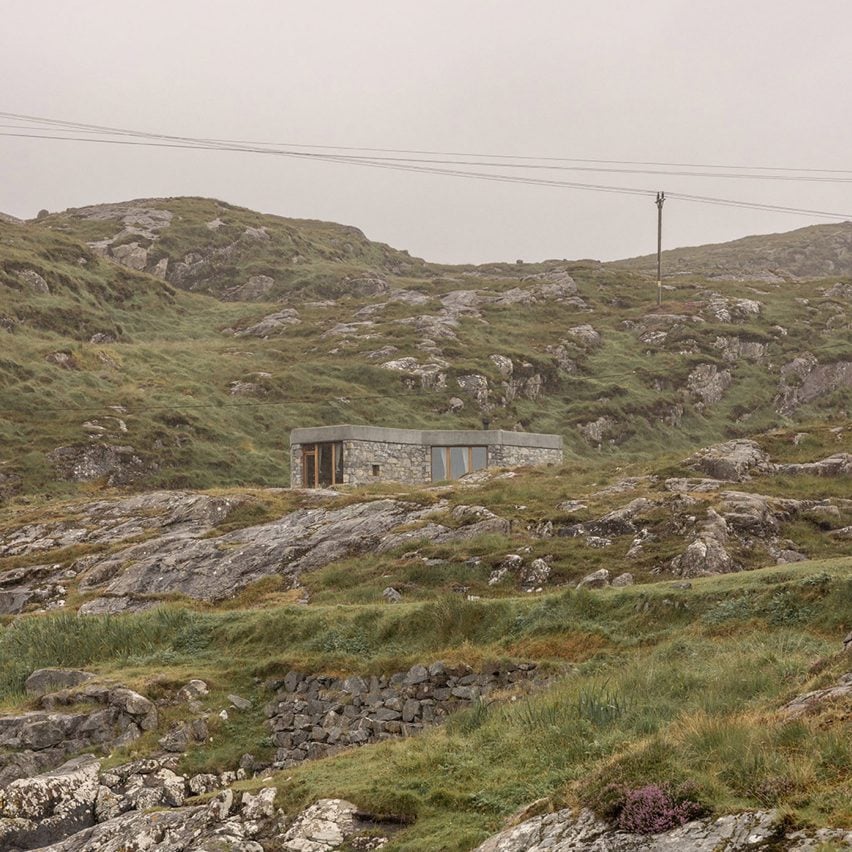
[290,424,563,488]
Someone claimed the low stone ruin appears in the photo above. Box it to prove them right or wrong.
[267,661,539,768]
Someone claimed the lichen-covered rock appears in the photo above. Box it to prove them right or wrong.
[17,269,50,294]
[578,416,617,446]
[47,443,154,486]
[687,363,732,407]
[0,681,158,785]
[77,499,439,603]
[685,439,773,481]
[473,806,851,851]
[776,354,852,415]
[278,798,360,851]
[0,756,100,850]
[565,324,601,347]
[225,274,275,301]
[234,308,300,337]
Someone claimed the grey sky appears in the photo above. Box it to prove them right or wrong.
[2,0,851,264]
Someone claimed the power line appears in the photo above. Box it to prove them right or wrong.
[2,113,852,220]
[4,110,852,175]
[4,128,852,222]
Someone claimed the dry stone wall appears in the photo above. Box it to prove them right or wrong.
[488,443,564,468]
[340,438,431,485]
[266,661,537,768]
[291,438,562,487]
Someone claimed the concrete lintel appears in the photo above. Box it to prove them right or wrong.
[290,424,562,450]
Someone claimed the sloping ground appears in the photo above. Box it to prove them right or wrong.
[35,196,430,301]
[611,220,852,282]
[0,557,849,849]
[0,424,849,849]
[1,431,850,616]
[3,198,852,501]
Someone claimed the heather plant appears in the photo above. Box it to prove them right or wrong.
[615,784,705,834]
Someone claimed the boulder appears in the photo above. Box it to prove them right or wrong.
[685,439,773,481]
[24,669,94,697]
[565,324,601,347]
[779,673,852,718]
[278,798,360,851]
[576,569,610,589]
[17,269,50,294]
[234,309,300,337]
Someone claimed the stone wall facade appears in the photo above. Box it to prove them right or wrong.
[266,661,538,768]
[488,443,564,468]
[290,425,563,488]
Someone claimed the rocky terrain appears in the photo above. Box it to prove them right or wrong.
[613,220,852,282]
[0,198,849,850]
[1,196,851,498]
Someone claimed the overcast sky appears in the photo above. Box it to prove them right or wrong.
[2,0,851,264]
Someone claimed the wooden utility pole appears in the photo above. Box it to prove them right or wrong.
[655,191,665,305]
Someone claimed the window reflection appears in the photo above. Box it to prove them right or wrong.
[430,446,487,481]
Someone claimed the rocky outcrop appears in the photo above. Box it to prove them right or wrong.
[779,672,852,719]
[776,354,852,415]
[685,439,773,481]
[0,678,157,786]
[47,443,154,485]
[670,508,735,577]
[380,356,448,390]
[34,792,268,851]
[224,274,275,301]
[267,661,538,768]
[0,756,101,850]
[578,416,617,446]
[775,453,852,478]
[687,363,732,407]
[473,807,851,852]
[233,308,300,337]
[703,293,762,323]
[77,498,441,604]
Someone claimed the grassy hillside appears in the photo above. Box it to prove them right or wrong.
[612,221,852,281]
[0,199,850,849]
[2,200,851,500]
[0,555,848,848]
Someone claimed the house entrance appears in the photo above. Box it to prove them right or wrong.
[301,441,344,487]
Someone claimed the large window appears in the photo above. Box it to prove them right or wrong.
[431,446,487,481]
[301,442,344,487]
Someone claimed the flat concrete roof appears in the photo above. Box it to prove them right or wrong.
[290,424,563,450]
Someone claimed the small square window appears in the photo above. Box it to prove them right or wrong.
[371,464,381,477]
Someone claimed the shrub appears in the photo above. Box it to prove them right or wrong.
[616,784,705,834]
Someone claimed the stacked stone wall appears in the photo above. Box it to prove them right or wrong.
[341,439,431,485]
[488,444,563,468]
[266,661,537,768]
[291,439,563,488]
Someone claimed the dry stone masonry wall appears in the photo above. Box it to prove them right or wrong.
[267,661,538,768]
[291,426,563,488]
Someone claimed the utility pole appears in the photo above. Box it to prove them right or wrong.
[655,191,665,305]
